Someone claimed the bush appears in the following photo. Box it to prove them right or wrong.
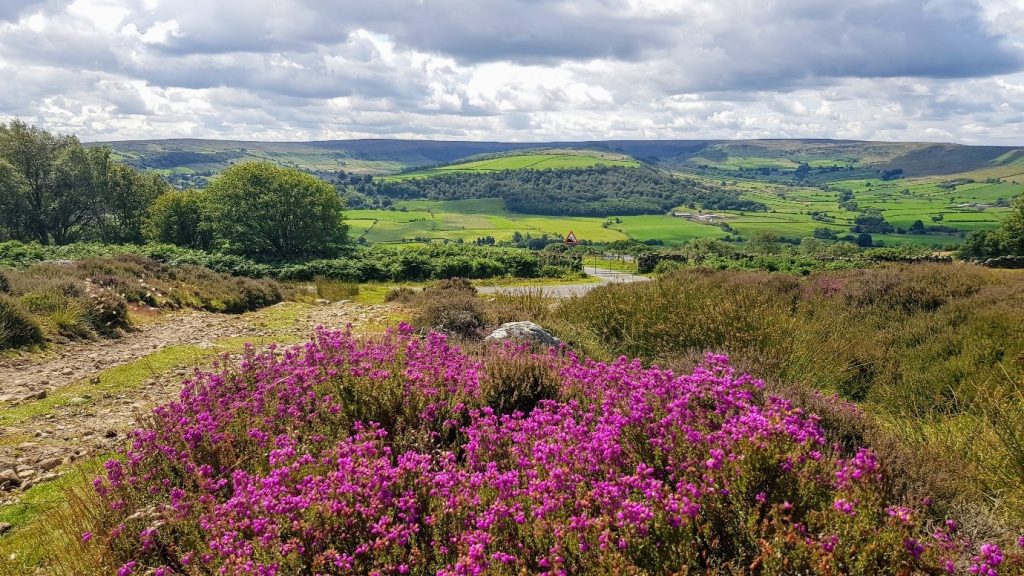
[71,328,1024,575]
[480,346,561,416]
[19,289,93,340]
[384,286,417,303]
[411,285,486,339]
[0,271,9,293]
[313,277,360,301]
[0,295,43,349]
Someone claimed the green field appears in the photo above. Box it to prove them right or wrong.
[346,171,1017,247]
[346,198,630,244]
[384,150,641,181]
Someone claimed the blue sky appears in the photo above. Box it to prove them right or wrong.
[2,0,1023,144]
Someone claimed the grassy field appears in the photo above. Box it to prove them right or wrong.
[345,175,1014,247]
[384,150,641,181]
[346,198,631,244]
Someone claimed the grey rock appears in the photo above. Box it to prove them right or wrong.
[485,321,561,347]
[37,457,62,472]
[0,522,12,535]
[0,470,20,490]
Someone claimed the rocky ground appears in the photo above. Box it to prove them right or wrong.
[0,300,396,507]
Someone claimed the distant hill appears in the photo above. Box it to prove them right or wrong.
[89,137,1024,188]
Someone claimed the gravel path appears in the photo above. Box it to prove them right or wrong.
[0,301,394,502]
[477,267,649,298]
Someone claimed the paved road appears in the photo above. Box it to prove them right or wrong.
[477,267,649,298]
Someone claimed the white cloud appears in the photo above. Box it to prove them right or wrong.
[0,0,1022,144]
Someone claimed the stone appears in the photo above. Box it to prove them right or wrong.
[485,321,561,348]
[314,298,331,305]
[67,397,89,406]
[0,470,20,490]
[104,430,117,439]
[0,522,12,535]
[37,457,62,472]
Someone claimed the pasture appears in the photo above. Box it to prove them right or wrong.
[383,150,640,181]
[345,198,630,244]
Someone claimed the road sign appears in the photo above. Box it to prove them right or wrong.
[564,230,579,245]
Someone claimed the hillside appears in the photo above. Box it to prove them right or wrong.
[92,137,1024,178]
[87,137,1024,247]
[383,148,641,180]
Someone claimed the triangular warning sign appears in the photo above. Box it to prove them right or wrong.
[564,230,579,245]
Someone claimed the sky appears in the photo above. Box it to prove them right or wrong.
[1,0,1023,144]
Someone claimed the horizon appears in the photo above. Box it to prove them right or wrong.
[2,1,1023,146]
[80,135,1024,148]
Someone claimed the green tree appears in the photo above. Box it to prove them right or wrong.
[1002,195,1024,255]
[97,161,170,243]
[206,162,347,257]
[748,230,781,254]
[959,196,1024,260]
[0,120,165,244]
[144,189,213,249]
[0,159,29,240]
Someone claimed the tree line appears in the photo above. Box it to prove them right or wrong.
[0,122,348,259]
[361,166,768,216]
[0,120,170,245]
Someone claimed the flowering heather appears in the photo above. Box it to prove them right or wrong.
[82,326,1024,575]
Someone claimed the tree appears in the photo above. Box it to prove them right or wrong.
[748,230,781,254]
[909,219,925,234]
[812,227,838,240]
[0,159,29,240]
[0,120,165,244]
[851,210,894,234]
[856,233,874,247]
[144,189,213,249]
[206,162,347,257]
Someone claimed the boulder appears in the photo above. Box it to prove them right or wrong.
[485,321,561,348]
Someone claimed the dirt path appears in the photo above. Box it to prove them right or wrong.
[0,301,394,503]
[477,267,649,298]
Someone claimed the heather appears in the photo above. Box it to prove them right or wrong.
[0,254,284,349]
[523,263,1024,533]
[69,326,1024,574]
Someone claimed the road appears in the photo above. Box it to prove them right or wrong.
[477,267,649,298]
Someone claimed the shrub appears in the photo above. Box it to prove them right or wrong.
[384,286,416,303]
[480,345,561,416]
[411,285,486,339]
[0,271,9,293]
[0,295,43,349]
[424,277,476,294]
[313,276,359,301]
[72,328,1024,575]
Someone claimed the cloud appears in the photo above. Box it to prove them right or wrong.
[0,0,1022,144]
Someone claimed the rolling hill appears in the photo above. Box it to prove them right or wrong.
[90,137,1023,180]
[86,137,1024,247]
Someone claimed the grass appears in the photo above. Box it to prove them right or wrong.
[346,198,629,244]
[383,150,641,181]
[347,171,1019,248]
[0,344,219,427]
[0,455,108,573]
